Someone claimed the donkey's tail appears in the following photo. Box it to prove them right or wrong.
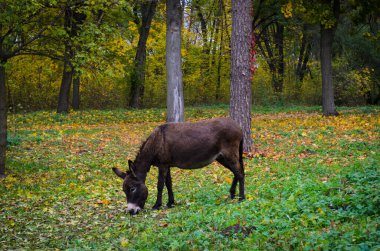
[239,138,244,172]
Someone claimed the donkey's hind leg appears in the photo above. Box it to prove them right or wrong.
[216,155,245,200]
[165,169,175,208]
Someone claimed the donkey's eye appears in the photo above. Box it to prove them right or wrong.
[130,187,136,193]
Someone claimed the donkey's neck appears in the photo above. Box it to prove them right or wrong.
[134,156,152,182]
[133,132,159,182]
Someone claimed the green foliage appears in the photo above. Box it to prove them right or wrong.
[6,135,21,146]
[2,0,380,110]
[1,106,379,249]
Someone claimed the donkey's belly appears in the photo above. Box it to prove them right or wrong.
[174,153,220,169]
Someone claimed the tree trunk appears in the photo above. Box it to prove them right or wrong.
[72,73,80,110]
[215,16,224,101]
[57,53,73,113]
[275,23,284,93]
[70,9,86,111]
[129,0,158,108]
[166,0,184,123]
[320,0,339,116]
[0,63,7,177]
[297,24,313,83]
[230,0,253,152]
[194,1,208,53]
[57,6,74,114]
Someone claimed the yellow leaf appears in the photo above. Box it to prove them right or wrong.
[246,195,254,201]
[224,176,232,184]
[120,238,129,247]
[317,208,325,215]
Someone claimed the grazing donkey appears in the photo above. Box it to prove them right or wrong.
[112,118,245,214]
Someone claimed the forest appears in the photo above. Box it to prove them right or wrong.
[1,0,379,250]
[1,0,379,111]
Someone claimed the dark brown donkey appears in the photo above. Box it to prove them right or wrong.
[112,118,245,214]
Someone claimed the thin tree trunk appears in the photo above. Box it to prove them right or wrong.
[166,0,184,122]
[300,43,311,81]
[320,0,339,116]
[72,73,80,110]
[129,0,158,108]
[230,0,253,152]
[275,23,284,93]
[0,63,7,177]
[297,24,312,82]
[215,10,224,101]
[296,25,307,81]
[194,1,209,53]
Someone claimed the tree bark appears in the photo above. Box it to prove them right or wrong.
[72,73,80,110]
[297,24,309,82]
[230,0,253,152]
[57,4,85,113]
[129,0,158,108]
[194,0,209,53]
[57,6,74,114]
[0,63,7,177]
[166,0,184,123]
[57,50,73,113]
[274,23,284,93]
[320,0,339,116]
[215,7,224,101]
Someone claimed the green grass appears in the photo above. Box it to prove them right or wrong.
[1,105,379,250]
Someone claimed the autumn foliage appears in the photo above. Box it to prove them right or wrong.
[1,106,379,249]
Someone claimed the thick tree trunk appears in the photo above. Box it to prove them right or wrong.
[129,0,158,108]
[72,73,80,110]
[0,63,7,177]
[166,0,184,122]
[57,6,74,114]
[320,26,338,116]
[230,0,253,152]
[320,0,339,116]
[57,54,73,113]
[57,47,73,113]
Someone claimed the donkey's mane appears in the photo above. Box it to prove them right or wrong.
[134,125,165,164]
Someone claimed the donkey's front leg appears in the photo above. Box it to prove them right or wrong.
[152,167,168,210]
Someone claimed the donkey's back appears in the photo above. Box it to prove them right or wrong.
[153,118,243,169]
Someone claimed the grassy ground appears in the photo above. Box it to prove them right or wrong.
[1,105,379,250]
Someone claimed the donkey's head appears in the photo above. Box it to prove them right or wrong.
[112,160,148,215]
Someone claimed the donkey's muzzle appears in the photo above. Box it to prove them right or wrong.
[127,203,141,215]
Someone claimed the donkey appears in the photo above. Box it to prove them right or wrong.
[112,117,245,214]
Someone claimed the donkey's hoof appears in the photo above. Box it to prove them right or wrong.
[166,202,175,208]
[152,204,161,210]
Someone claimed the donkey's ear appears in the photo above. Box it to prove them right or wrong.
[112,167,127,179]
[128,160,137,178]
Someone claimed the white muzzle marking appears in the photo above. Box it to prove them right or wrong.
[127,203,141,214]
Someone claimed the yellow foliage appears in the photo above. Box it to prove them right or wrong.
[281,2,293,18]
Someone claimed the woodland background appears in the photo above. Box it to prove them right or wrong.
[3,0,380,112]
[1,1,379,249]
